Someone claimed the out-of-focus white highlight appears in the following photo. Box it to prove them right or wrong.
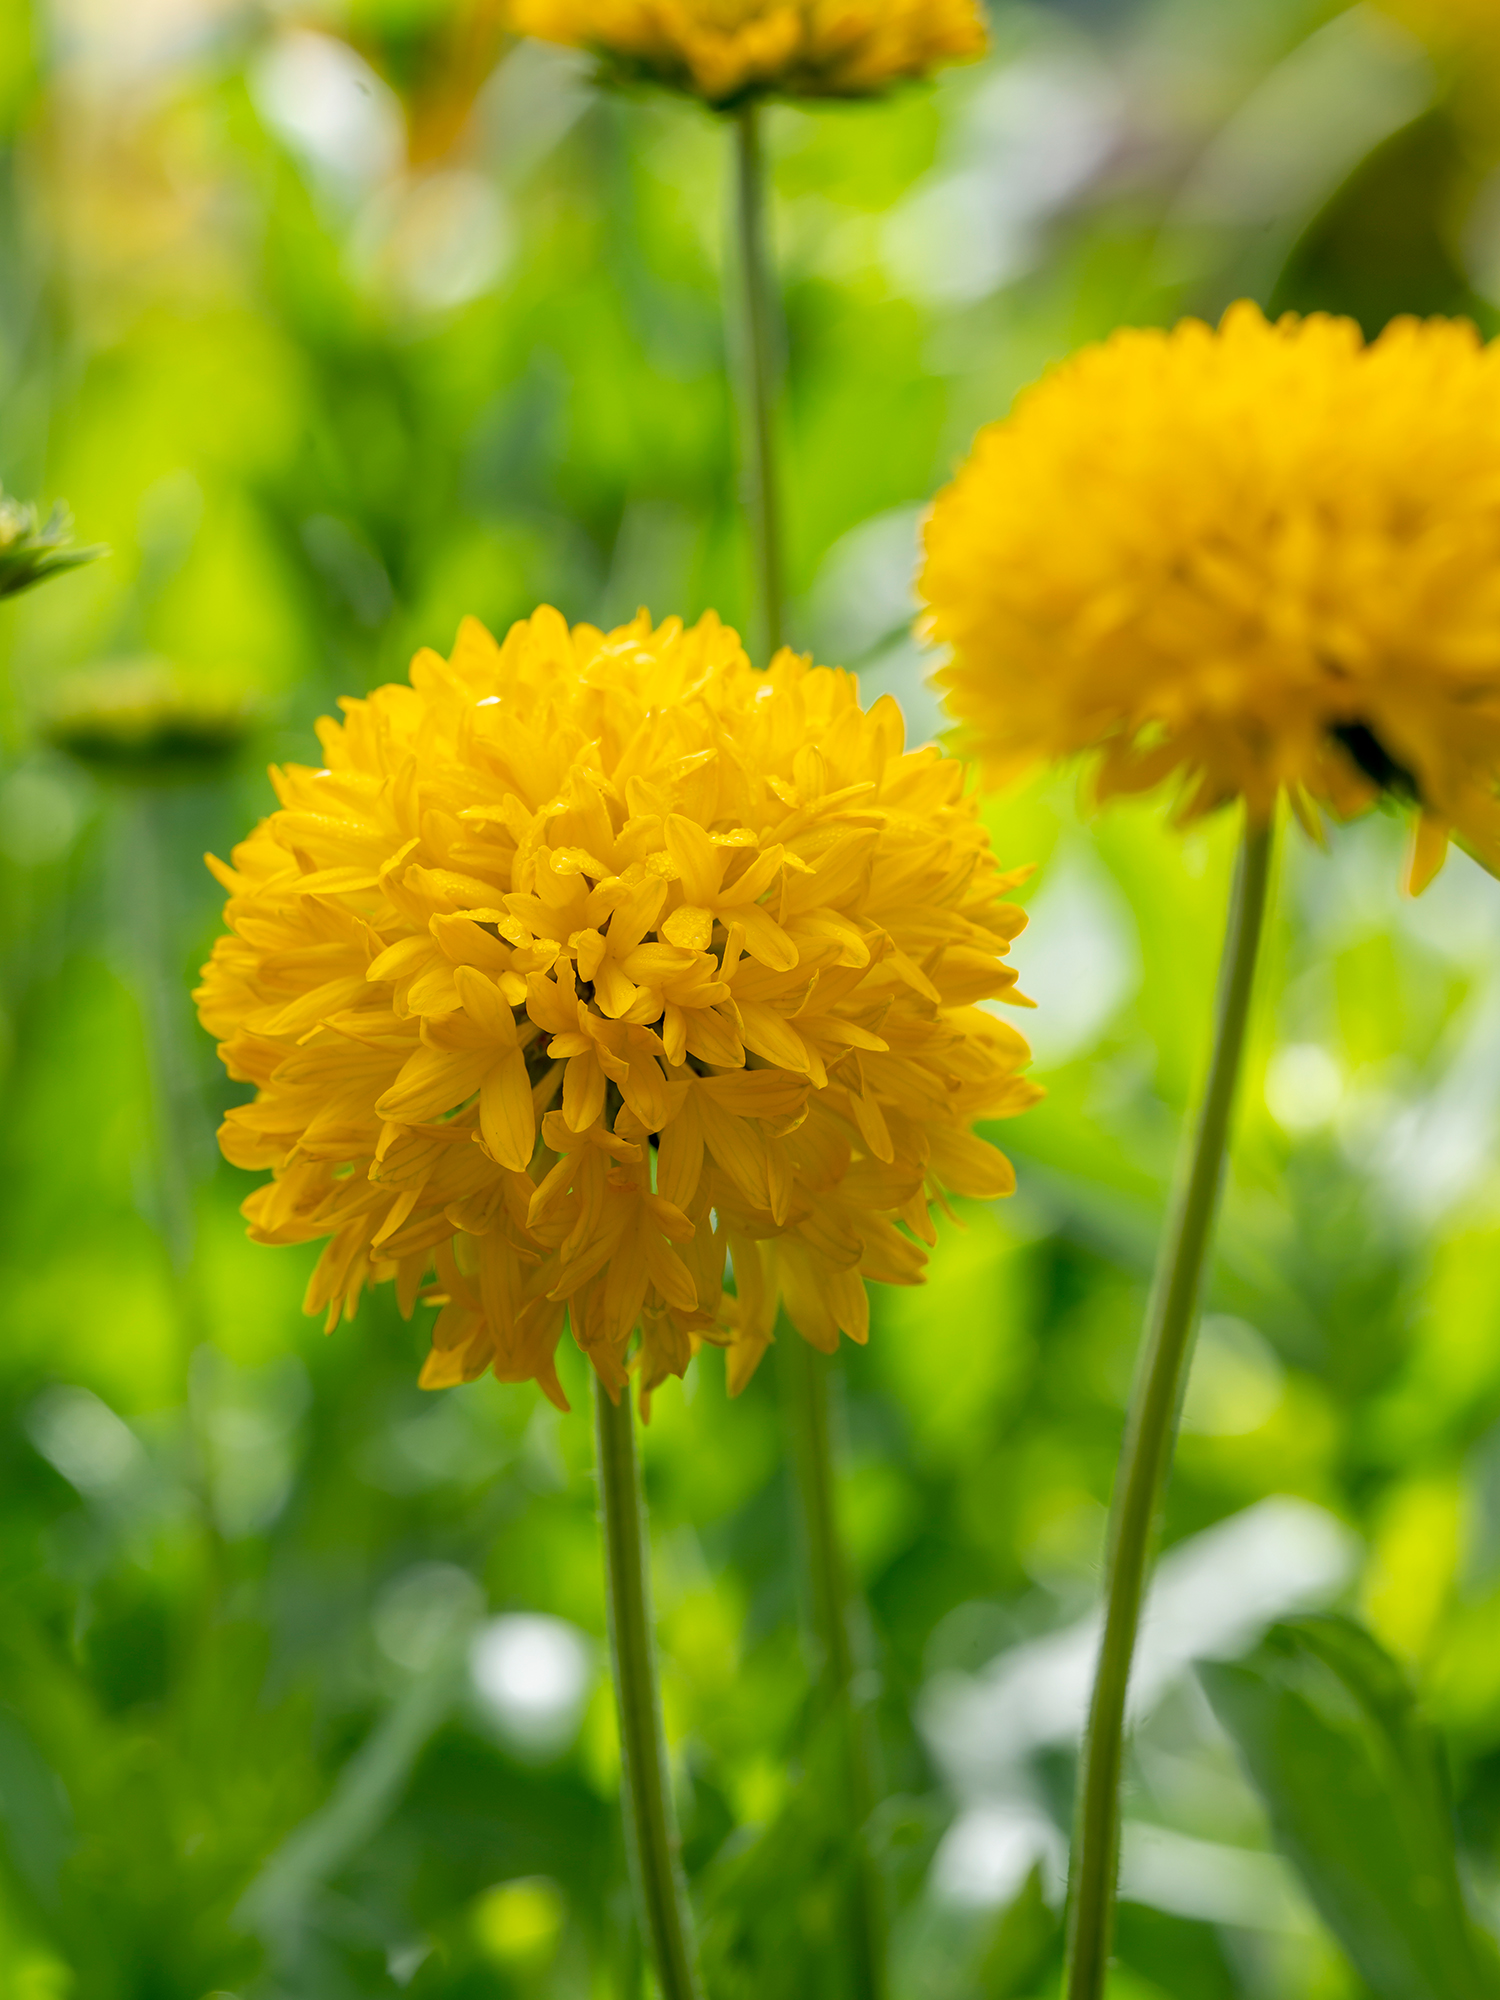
[1120,1824,1314,1934]
[935,1801,1067,1907]
[250,32,404,197]
[885,47,1119,304]
[27,1385,143,1496]
[470,1614,593,1756]
[1266,1043,1344,1133]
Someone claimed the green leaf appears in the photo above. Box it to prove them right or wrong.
[0,1705,73,1911]
[1199,1613,1500,2000]
[697,1713,878,2000]
[972,1861,1061,2000]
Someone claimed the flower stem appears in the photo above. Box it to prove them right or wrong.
[594,1378,704,2000]
[732,101,786,658]
[777,1333,889,2000]
[117,788,199,1288]
[1064,816,1276,2000]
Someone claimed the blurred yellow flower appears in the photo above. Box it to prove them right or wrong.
[1375,0,1500,59]
[196,608,1036,1409]
[1374,0,1500,123]
[46,660,252,780]
[508,0,986,106]
[920,302,1500,893]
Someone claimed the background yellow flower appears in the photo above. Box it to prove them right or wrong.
[920,302,1500,891]
[197,607,1036,1408]
[507,0,986,106]
[1376,0,1500,60]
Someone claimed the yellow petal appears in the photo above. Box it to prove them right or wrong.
[737,1000,809,1072]
[480,1050,536,1171]
[661,904,714,951]
[664,814,724,905]
[738,902,799,972]
[455,963,521,1046]
[1404,813,1449,897]
[562,1052,607,1132]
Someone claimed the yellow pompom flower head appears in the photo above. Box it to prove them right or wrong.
[920,300,1500,2000]
[509,0,986,107]
[921,301,1500,896]
[196,606,1035,1412]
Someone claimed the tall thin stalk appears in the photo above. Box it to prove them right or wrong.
[731,98,888,2000]
[117,789,200,1289]
[778,1333,888,2000]
[1064,817,1276,2000]
[594,1379,704,2000]
[732,102,786,658]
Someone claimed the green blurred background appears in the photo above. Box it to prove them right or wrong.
[4,0,1500,1993]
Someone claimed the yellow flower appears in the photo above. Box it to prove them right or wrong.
[1373,0,1500,122]
[46,661,253,780]
[1375,0,1500,60]
[507,0,986,106]
[196,608,1037,1409]
[920,302,1500,893]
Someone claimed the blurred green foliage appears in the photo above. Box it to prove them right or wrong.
[6,0,1500,1995]
[1202,1615,1500,2000]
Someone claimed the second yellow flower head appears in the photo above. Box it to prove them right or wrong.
[921,302,1500,891]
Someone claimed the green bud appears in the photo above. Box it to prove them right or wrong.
[0,491,106,600]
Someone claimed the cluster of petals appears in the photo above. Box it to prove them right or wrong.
[196,609,1036,1409]
[920,302,1500,892]
[507,0,986,106]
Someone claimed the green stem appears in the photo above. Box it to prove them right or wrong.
[733,97,889,2000]
[777,1334,888,2000]
[114,784,227,1596]
[118,788,198,1283]
[778,1337,855,1696]
[732,102,786,659]
[1064,816,1276,2000]
[594,1379,704,2000]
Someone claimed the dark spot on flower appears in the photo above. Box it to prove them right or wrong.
[1330,721,1419,803]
